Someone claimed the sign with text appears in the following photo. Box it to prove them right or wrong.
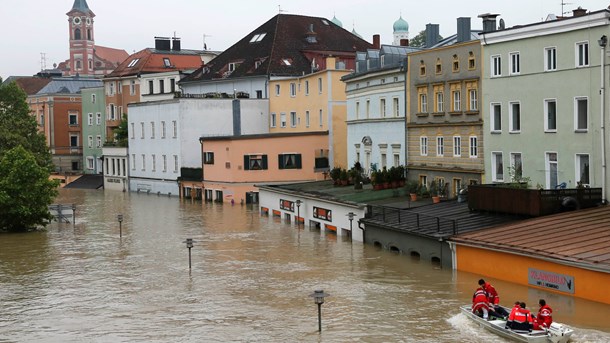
[528,268,574,294]
[279,199,294,212]
[313,206,332,222]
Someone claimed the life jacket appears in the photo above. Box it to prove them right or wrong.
[535,305,553,329]
[472,287,489,313]
[482,282,499,305]
[508,307,533,331]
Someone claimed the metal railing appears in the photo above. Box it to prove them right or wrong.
[366,205,459,236]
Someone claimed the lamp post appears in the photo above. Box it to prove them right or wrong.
[183,238,195,269]
[309,289,330,332]
[117,214,123,238]
[295,200,302,226]
[346,212,356,238]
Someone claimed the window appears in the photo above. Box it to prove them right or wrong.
[108,82,115,96]
[545,99,557,132]
[127,58,140,68]
[131,154,136,170]
[511,153,523,180]
[468,51,476,70]
[469,136,478,158]
[270,113,276,128]
[174,155,178,173]
[319,109,323,127]
[40,113,44,127]
[151,154,156,172]
[393,98,399,117]
[148,80,154,95]
[435,59,442,74]
[290,83,296,97]
[545,47,557,71]
[96,135,102,148]
[420,93,428,113]
[452,90,461,112]
[150,121,155,138]
[96,113,101,125]
[87,157,94,170]
[436,136,444,156]
[491,103,502,132]
[380,98,386,117]
[318,78,323,93]
[172,120,177,138]
[91,94,96,103]
[88,113,93,126]
[575,97,588,131]
[546,152,558,189]
[305,81,309,95]
[228,62,237,71]
[381,153,387,169]
[576,154,590,186]
[275,84,280,96]
[491,55,501,77]
[162,155,167,172]
[435,91,444,112]
[366,100,370,118]
[420,136,428,156]
[290,112,297,127]
[244,154,268,170]
[468,88,478,111]
[509,102,521,133]
[576,41,589,67]
[69,113,78,125]
[280,113,286,128]
[141,154,146,171]
[509,52,520,75]
[278,153,302,169]
[203,152,215,164]
[163,58,171,67]
[130,123,135,139]
[305,111,310,127]
[161,121,166,138]
[170,79,176,93]
[140,122,145,139]
[159,79,165,94]
[453,136,461,157]
[492,152,504,182]
[249,33,267,43]
[255,60,262,69]
[452,55,459,72]
[130,80,136,95]
[88,135,93,148]
[419,60,426,76]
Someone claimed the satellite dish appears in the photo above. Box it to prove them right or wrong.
[499,18,506,30]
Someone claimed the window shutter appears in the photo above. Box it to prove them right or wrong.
[296,154,302,169]
[262,155,268,169]
[278,154,283,169]
[243,155,250,170]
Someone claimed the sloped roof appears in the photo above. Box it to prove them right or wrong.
[105,48,205,78]
[67,0,94,16]
[181,13,372,83]
[451,206,610,272]
[94,45,129,65]
[37,78,102,94]
[5,76,52,95]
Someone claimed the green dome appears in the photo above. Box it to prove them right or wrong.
[351,28,362,39]
[393,16,409,32]
[331,15,343,28]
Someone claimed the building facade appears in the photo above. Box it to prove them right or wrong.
[81,86,105,174]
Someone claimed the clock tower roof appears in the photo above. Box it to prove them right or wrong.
[67,0,94,16]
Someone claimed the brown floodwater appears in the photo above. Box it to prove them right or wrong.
[1,189,609,342]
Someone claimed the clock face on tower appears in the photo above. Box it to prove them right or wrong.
[73,17,81,25]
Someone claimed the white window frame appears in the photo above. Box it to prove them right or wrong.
[491,103,502,132]
[86,157,94,170]
[130,123,135,139]
[141,154,146,171]
[574,96,588,132]
[393,97,399,117]
[509,52,520,75]
[469,89,478,111]
[435,92,444,112]
[420,136,428,156]
[305,111,310,127]
[87,135,93,148]
[509,101,521,133]
[544,98,557,132]
[270,113,277,128]
[275,84,280,96]
[452,90,461,112]
[469,136,478,158]
[140,122,145,139]
[453,136,461,157]
[290,83,296,97]
[380,98,386,117]
[436,136,444,156]
[172,120,177,138]
[545,47,557,71]
[131,154,136,170]
[174,155,178,173]
[280,113,286,128]
[161,121,166,138]
[575,153,590,186]
[545,152,559,189]
[420,94,428,113]
[491,55,502,77]
[96,135,102,148]
[576,41,589,67]
[290,111,297,127]
[96,112,101,125]
[87,113,93,126]
[492,151,504,182]
[319,109,323,128]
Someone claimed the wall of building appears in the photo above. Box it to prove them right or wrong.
[180,76,269,99]
[456,245,610,305]
[102,146,129,191]
[81,87,106,174]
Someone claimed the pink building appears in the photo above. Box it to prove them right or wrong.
[183,132,329,203]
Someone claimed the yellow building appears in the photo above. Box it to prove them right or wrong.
[269,56,350,169]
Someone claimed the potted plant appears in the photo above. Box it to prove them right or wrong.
[406,180,419,201]
[419,184,429,199]
[350,168,363,190]
[371,171,382,190]
[429,180,440,203]
[396,165,406,187]
[339,169,349,186]
[330,167,342,185]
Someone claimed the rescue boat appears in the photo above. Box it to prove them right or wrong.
[459,305,574,343]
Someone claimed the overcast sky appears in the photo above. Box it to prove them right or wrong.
[1,0,609,79]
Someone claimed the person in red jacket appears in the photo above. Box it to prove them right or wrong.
[533,299,553,330]
[479,279,509,317]
[472,286,490,319]
[506,302,534,332]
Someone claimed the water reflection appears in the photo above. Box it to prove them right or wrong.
[0,189,609,342]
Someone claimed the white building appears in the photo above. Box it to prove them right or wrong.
[102,146,129,191]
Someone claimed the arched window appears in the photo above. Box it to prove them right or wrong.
[74,28,81,40]
[87,29,92,40]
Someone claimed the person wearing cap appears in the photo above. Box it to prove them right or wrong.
[533,299,553,330]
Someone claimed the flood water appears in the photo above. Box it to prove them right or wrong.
[1,189,610,343]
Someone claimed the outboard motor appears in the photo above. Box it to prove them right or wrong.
[547,322,572,343]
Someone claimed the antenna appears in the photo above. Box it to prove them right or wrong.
[561,1,573,15]
[278,5,285,13]
[40,52,47,71]
[202,34,212,50]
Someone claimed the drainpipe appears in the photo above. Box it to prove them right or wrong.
[600,35,607,203]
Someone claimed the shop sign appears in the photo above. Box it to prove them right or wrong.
[528,268,574,294]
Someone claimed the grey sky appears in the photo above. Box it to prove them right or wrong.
[1,0,609,79]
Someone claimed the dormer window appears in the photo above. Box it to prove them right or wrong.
[163,58,171,67]
[127,58,140,68]
[249,33,267,43]
[255,60,262,69]
[282,59,292,66]
[229,63,237,71]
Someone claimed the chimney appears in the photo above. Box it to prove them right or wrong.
[172,37,181,51]
[478,13,500,33]
[400,39,409,46]
[456,17,471,43]
[425,24,440,48]
[373,34,381,49]
[155,37,171,50]
[573,7,587,17]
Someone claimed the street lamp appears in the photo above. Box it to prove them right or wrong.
[183,238,195,269]
[117,214,123,238]
[346,212,356,238]
[309,289,330,332]
[295,200,302,226]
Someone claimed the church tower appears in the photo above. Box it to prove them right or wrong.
[393,15,409,45]
[66,0,95,77]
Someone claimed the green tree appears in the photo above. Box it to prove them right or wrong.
[113,113,128,147]
[0,146,59,232]
[0,82,52,170]
[409,30,443,48]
